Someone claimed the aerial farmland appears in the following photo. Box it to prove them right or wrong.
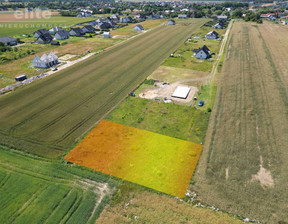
[1,1,288,223]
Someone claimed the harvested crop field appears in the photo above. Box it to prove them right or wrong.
[98,191,243,224]
[65,120,203,198]
[0,19,208,158]
[194,21,288,223]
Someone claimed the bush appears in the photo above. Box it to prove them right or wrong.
[207,107,212,112]
[144,79,155,85]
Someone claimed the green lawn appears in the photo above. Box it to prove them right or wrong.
[0,146,117,224]
[163,24,226,72]
[106,97,210,144]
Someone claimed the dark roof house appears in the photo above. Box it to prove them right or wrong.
[0,36,17,46]
[36,33,53,44]
[119,17,132,23]
[167,20,176,25]
[69,27,85,36]
[194,45,210,59]
[49,27,63,35]
[98,22,113,29]
[206,30,219,39]
[133,24,144,31]
[54,30,70,40]
[82,25,95,33]
[34,29,49,38]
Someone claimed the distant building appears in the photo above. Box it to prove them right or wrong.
[77,10,92,17]
[34,29,49,38]
[82,25,95,33]
[213,23,223,29]
[33,52,58,68]
[217,15,228,19]
[135,14,146,21]
[178,14,188,19]
[49,27,63,35]
[133,24,144,31]
[69,28,85,36]
[0,36,17,46]
[167,20,176,25]
[119,17,132,23]
[193,45,210,59]
[109,14,120,22]
[36,33,53,44]
[103,31,111,38]
[54,30,70,40]
[206,30,219,39]
[148,14,161,20]
[97,22,113,29]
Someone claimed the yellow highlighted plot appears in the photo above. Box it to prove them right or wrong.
[65,120,203,198]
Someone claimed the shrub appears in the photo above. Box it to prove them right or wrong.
[144,79,155,85]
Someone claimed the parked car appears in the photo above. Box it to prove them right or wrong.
[52,67,58,71]
[198,100,204,106]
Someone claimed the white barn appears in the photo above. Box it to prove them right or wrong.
[33,52,59,68]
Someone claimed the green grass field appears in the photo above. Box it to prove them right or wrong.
[194,22,288,223]
[0,146,116,224]
[106,97,210,144]
[0,19,208,158]
[163,25,226,72]
[0,16,95,37]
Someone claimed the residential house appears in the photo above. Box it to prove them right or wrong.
[213,23,223,29]
[178,14,188,19]
[89,21,98,26]
[34,29,49,38]
[148,14,161,20]
[217,15,228,19]
[135,14,146,21]
[49,27,63,35]
[206,30,219,39]
[77,10,92,17]
[119,17,132,23]
[109,14,120,22]
[54,30,70,40]
[69,28,85,36]
[82,25,95,33]
[133,24,144,31]
[36,33,53,44]
[33,52,59,68]
[193,45,210,59]
[97,22,113,29]
[0,36,17,46]
[167,20,176,25]
[103,31,111,38]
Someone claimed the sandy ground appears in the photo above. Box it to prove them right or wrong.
[139,81,198,103]
[58,54,77,61]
